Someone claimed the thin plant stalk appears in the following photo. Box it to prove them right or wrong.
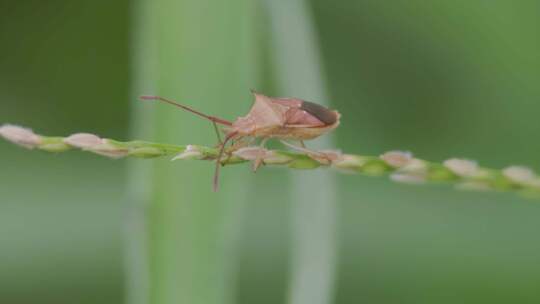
[262,1,338,304]
[126,0,158,303]
[127,0,258,303]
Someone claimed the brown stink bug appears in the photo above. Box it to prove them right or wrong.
[140,91,340,191]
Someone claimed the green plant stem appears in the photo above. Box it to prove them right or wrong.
[128,1,258,304]
[263,0,337,303]
[126,1,156,303]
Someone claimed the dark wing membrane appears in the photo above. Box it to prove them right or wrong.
[300,101,337,125]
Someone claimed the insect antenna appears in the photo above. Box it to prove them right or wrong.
[140,95,233,126]
[213,131,238,192]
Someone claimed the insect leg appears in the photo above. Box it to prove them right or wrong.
[280,140,321,155]
[280,140,336,164]
[229,136,255,150]
[218,136,255,166]
[212,121,223,144]
[213,132,238,192]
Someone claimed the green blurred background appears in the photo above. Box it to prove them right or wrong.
[1,1,540,304]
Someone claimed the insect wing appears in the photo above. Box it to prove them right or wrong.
[299,101,337,125]
[284,107,326,127]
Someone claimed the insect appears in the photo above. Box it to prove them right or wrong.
[140,91,341,191]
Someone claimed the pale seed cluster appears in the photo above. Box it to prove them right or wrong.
[3,124,540,195]
[0,124,42,149]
